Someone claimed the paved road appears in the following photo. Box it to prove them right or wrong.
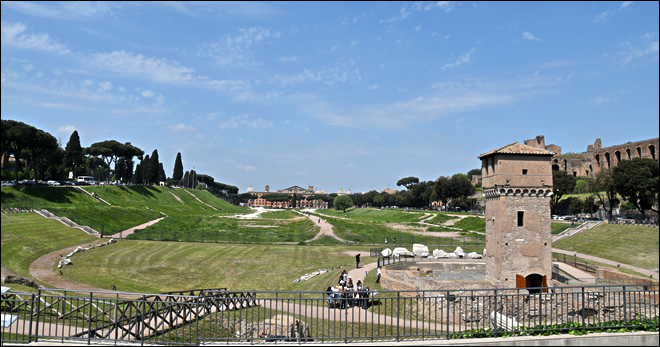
[552,248,658,278]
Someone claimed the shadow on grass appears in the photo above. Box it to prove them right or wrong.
[2,186,82,205]
[118,185,159,199]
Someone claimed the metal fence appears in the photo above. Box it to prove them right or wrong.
[3,285,657,345]
[552,252,599,274]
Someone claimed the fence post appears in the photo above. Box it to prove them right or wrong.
[34,289,42,343]
[141,295,146,346]
[493,289,498,338]
[622,286,627,323]
[396,291,400,342]
[581,286,585,327]
[28,293,35,343]
[88,291,94,344]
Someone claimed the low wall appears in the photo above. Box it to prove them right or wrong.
[381,261,495,293]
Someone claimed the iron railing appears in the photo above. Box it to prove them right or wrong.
[552,252,599,274]
[3,285,657,345]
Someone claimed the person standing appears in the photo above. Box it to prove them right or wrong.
[356,253,361,268]
[385,237,388,246]
[393,237,396,246]
[376,266,382,284]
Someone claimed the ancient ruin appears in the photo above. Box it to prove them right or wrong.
[478,142,555,291]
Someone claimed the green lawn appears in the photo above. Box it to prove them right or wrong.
[1,213,98,280]
[427,213,458,225]
[59,240,359,293]
[551,221,572,235]
[552,224,659,270]
[2,186,248,234]
[452,217,486,232]
[317,208,427,223]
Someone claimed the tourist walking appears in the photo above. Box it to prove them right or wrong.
[356,253,361,269]
[376,266,382,284]
[385,237,388,246]
[393,237,396,246]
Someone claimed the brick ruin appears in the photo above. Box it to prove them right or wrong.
[523,135,659,177]
[478,142,555,291]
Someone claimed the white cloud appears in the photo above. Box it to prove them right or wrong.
[56,125,76,134]
[425,1,455,12]
[236,164,257,171]
[90,50,196,84]
[271,58,361,87]
[346,163,355,169]
[1,21,70,54]
[200,27,280,67]
[381,6,411,23]
[415,25,422,32]
[523,31,542,41]
[168,123,196,132]
[219,114,273,128]
[592,97,610,105]
[98,81,112,91]
[22,64,34,71]
[279,56,297,62]
[208,112,222,120]
[82,79,94,86]
[2,2,115,19]
[442,48,476,69]
[141,90,156,98]
[367,84,380,90]
[350,40,359,46]
[617,32,659,64]
[595,1,634,22]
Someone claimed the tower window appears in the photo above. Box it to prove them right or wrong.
[522,169,528,175]
[517,211,524,227]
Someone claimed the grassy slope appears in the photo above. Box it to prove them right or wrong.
[452,217,486,232]
[62,241,357,293]
[1,213,98,279]
[553,223,659,270]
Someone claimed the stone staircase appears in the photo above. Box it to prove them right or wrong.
[34,209,101,237]
[551,221,602,243]
[73,186,111,205]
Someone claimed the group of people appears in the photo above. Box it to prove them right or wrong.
[326,269,371,309]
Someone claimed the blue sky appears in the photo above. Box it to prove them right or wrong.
[2,1,658,193]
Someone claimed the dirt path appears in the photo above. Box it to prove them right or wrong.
[552,248,658,278]
[109,216,165,239]
[29,241,116,293]
[299,210,349,243]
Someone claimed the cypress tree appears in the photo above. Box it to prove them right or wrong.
[141,155,150,184]
[64,130,83,179]
[159,162,166,182]
[146,149,159,184]
[183,171,190,188]
[173,152,183,181]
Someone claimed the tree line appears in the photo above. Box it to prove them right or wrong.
[551,157,658,219]
[1,120,239,198]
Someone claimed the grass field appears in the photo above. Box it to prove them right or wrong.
[316,208,427,223]
[551,221,572,235]
[427,213,457,225]
[553,223,659,270]
[1,213,98,279]
[2,186,247,234]
[452,217,486,232]
[59,240,359,293]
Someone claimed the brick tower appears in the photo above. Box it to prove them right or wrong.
[478,143,555,291]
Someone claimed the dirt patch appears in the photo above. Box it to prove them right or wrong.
[225,268,234,276]
[240,225,276,228]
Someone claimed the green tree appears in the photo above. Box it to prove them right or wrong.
[291,193,297,208]
[613,157,659,217]
[587,168,619,220]
[551,170,577,214]
[173,152,183,181]
[183,171,190,188]
[583,195,601,216]
[396,176,419,190]
[568,197,583,215]
[433,176,451,211]
[2,120,38,185]
[145,149,160,184]
[620,201,635,211]
[573,178,589,194]
[334,195,354,212]
[64,130,83,179]
[466,168,481,180]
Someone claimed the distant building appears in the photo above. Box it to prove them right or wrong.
[381,187,398,194]
[248,185,328,209]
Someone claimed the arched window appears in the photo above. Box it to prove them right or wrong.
[637,147,642,158]
[615,151,621,164]
[595,154,600,167]
[626,148,631,159]
[649,145,656,160]
[604,153,611,168]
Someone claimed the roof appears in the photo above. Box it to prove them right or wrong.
[477,142,556,159]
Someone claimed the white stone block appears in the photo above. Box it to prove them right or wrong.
[381,248,392,257]
[412,244,429,256]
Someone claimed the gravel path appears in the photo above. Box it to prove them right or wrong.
[109,216,165,239]
[552,248,658,278]
[300,210,350,243]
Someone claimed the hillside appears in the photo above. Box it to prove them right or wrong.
[1,186,247,234]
